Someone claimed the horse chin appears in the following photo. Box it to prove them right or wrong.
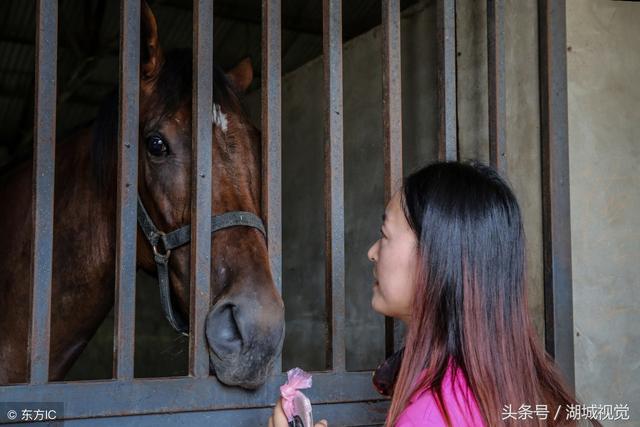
[208,350,275,390]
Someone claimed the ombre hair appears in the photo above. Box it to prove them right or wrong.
[385,161,600,427]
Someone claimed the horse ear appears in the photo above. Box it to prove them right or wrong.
[226,58,253,94]
[141,1,163,82]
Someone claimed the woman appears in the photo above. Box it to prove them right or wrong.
[269,161,600,426]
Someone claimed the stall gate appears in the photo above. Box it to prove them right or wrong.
[0,0,573,424]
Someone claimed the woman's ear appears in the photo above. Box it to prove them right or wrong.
[141,0,163,86]
[225,58,253,94]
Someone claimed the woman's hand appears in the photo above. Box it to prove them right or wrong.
[268,398,328,427]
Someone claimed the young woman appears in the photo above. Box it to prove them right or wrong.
[269,161,600,427]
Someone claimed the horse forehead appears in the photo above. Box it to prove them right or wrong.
[213,103,228,133]
[171,108,191,128]
[155,103,233,133]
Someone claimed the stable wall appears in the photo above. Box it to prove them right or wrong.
[244,0,546,372]
[245,1,639,418]
[567,1,639,423]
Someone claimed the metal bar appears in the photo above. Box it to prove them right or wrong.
[436,0,458,161]
[538,0,574,392]
[0,371,385,420]
[487,0,506,175]
[113,0,140,381]
[190,0,214,378]
[323,0,345,372]
[261,0,283,374]
[61,401,390,426]
[29,0,58,385]
[381,0,404,357]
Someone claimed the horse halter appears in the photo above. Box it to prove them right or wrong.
[136,196,267,336]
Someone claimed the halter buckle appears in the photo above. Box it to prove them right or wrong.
[152,231,171,261]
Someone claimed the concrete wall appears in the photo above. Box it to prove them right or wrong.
[456,0,545,340]
[246,4,437,370]
[244,0,547,371]
[567,1,640,423]
[244,0,639,415]
[244,2,442,372]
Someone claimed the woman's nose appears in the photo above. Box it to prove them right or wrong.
[367,241,378,262]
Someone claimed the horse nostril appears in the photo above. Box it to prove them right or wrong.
[206,304,243,358]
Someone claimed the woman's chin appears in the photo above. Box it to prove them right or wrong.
[371,294,386,316]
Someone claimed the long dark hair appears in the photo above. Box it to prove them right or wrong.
[385,161,600,427]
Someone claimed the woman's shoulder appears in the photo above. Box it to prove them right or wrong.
[395,363,485,427]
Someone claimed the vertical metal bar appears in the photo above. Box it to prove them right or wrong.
[113,0,140,381]
[382,0,404,357]
[261,0,283,373]
[436,0,458,161]
[538,0,574,392]
[29,0,58,385]
[190,0,214,378]
[323,0,345,372]
[487,0,506,175]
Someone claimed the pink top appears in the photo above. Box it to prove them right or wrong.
[395,362,485,426]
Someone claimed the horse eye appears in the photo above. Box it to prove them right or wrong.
[146,135,169,157]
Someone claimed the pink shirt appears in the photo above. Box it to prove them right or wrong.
[395,363,485,426]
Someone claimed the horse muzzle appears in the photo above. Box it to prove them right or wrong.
[205,295,285,389]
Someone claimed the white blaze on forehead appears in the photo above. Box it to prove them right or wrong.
[213,103,228,133]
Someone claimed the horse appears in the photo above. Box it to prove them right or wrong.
[0,3,284,389]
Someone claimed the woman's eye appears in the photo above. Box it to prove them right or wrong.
[146,135,169,157]
[380,229,386,239]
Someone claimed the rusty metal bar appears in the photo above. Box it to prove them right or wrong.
[29,0,58,385]
[190,0,214,378]
[59,401,390,426]
[436,0,458,161]
[382,0,404,357]
[323,0,345,372]
[487,0,506,175]
[0,371,384,420]
[538,0,574,392]
[261,0,283,374]
[113,0,141,381]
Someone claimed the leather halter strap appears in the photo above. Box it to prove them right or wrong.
[136,195,266,336]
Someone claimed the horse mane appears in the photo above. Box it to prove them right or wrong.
[90,49,243,197]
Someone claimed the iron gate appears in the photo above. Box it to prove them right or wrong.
[0,0,573,424]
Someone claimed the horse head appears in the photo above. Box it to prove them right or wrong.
[135,3,284,389]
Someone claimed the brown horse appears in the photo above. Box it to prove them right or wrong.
[0,4,284,388]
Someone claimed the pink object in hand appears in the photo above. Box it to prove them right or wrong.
[280,368,313,422]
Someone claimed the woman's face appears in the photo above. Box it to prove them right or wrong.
[367,191,418,324]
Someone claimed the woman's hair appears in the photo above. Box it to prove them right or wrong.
[385,161,600,427]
